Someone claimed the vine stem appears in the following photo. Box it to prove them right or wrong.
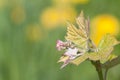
[102,55,120,69]
[104,69,108,80]
[91,61,104,80]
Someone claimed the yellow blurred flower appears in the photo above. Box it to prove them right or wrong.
[0,0,7,9]
[90,14,119,45]
[52,0,70,5]
[26,24,42,42]
[11,6,26,25]
[71,0,89,4]
[52,0,89,5]
[40,7,76,30]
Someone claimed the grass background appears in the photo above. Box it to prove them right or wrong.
[0,0,120,80]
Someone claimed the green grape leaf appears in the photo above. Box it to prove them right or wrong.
[65,11,89,49]
[98,34,120,49]
[102,55,120,69]
[107,54,117,61]
[99,47,113,63]
[97,34,120,63]
[88,52,100,61]
[71,53,89,65]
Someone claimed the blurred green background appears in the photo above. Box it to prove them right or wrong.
[0,0,120,80]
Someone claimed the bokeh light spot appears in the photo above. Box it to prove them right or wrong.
[71,0,89,4]
[26,24,42,42]
[40,7,76,30]
[53,0,89,5]
[0,0,7,9]
[90,14,119,45]
[11,6,26,25]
